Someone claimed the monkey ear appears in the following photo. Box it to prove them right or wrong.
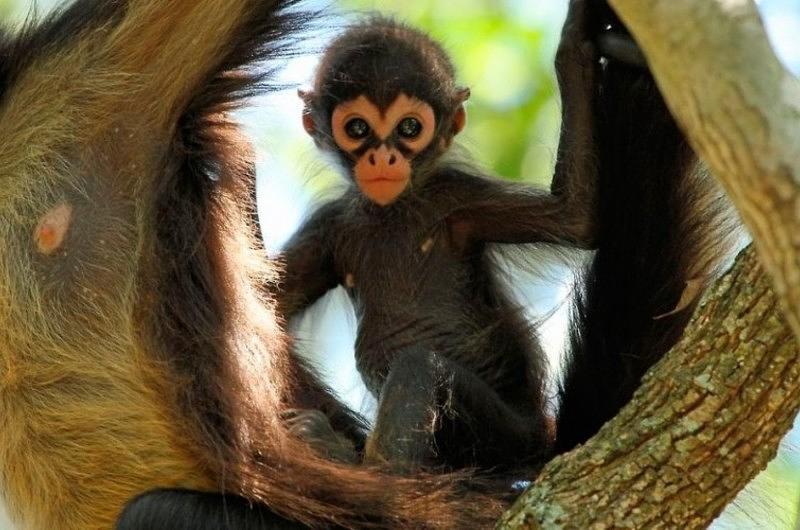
[453,105,467,136]
[298,89,316,135]
[301,110,316,135]
[451,87,470,136]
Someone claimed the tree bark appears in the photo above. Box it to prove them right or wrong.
[500,1,800,528]
[500,247,799,529]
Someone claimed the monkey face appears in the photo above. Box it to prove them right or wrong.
[330,94,437,206]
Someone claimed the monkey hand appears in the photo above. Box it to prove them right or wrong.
[282,408,360,464]
[591,1,647,68]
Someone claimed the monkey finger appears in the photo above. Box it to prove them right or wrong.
[282,408,329,422]
[597,33,647,68]
[287,422,324,439]
[283,409,336,436]
[556,1,596,77]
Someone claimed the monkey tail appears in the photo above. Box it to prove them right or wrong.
[152,3,510,528]
[167,93,509,530]
[554,5,739,453]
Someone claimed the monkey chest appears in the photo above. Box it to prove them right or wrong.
[333,228,478,390]
[334,225,467,308]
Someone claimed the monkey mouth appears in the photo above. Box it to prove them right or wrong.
[358,174,409,185]
[357,176,409,206]
[362,177,406,183]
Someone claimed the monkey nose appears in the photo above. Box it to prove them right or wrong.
[368,146,398,167]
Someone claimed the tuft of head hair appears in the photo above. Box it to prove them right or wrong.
[310,16,463,120]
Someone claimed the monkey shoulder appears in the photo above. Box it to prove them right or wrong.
[285,197,350,256]
[428,166,496,195]
[297,198,348,232]
[425,167,522,249]
[426,166,521,209]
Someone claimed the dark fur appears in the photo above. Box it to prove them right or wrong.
[118,489,306,530]
[275,11,599,474]
[555,4,737,451]
[309,16,461,121]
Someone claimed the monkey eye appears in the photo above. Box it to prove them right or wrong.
[397,117,422,139]
[344,118,370,140]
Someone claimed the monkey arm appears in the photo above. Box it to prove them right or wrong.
[270,203,365,459]
[271,201,342,321]
[443,1,598,250]
[548,0,653,244]
[549,0,599,247]
[283,354,369,457]
[440,174,594,248]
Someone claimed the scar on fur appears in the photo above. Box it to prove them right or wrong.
[420,237,435,254]
[34,203,73,255]
[345,273,355,288]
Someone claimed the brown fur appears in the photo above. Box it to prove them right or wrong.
[0,1,506,529]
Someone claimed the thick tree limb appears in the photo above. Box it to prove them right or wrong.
[500,2,800,528]
[499,247,799,529]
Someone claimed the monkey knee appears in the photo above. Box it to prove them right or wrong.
[378,349,458,436]
[382,350,458,416]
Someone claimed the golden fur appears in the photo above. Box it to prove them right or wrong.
[0,2,255,527]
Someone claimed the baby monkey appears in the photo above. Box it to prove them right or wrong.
[278,7,598,473]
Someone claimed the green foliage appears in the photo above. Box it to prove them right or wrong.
[0,0,15,19]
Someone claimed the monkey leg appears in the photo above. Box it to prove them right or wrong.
[365,349,546,474]
[116,489,308,530]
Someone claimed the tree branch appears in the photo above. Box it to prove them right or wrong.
[499,247,800,529]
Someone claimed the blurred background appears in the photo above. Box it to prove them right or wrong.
[0,0,798,529]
